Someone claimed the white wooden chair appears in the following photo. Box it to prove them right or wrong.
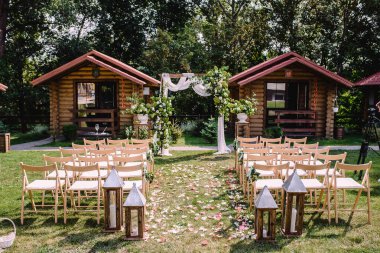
[249,163,288,210]
[295,162,332,223]
[332,162,372,224]
[20,162,64,224]
[63,164,102,224]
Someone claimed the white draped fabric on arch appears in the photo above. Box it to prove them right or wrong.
[161,73,231,155]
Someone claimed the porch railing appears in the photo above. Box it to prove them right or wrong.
[275,110,317,136]
[71,109,117,137]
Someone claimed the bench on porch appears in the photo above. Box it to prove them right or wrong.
[275,110,317,137]
[71,109,118,137]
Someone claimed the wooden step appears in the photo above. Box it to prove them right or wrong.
[275,119,317,124]
[282,128,317,133]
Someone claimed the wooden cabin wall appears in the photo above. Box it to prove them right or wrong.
[50,63,143,134]
[238,64,337,138]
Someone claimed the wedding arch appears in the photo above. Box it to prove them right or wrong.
[159,72,231,155]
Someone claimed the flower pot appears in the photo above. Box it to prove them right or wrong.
[137,114,148,124]
[333,107,339,113]
[237,113,248,123]
[335,127,344,140]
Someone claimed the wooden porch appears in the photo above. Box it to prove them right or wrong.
[275,110,317,136]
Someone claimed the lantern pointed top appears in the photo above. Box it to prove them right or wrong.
[282,170,307,193]
[103,168,124,188]
[123,183,146,207]
[255,185,278,209]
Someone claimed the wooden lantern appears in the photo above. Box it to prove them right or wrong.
[103,168,124,232]
[255,185,278,241]
[123,183,146,240]
[281,170,307,236]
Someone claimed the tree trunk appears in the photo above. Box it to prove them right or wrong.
[0,0,9,58]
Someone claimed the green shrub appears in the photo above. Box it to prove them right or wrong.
[170,123,183,144]
[138,126,149,140]
[62,124,78,141]
[200,117,217,143]
[0,121,8,133]
[29,124,49,136]
[264,126,283,138]
[121,125,134,139]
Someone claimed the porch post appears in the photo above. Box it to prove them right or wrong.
[325,85,335,139]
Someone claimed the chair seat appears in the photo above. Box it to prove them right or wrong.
[301,179,325,189]
[255,169,275,177]
[26,180,65,190]
[47,170,74,179]
[123,180,143,190]
[254,179,283,190]
[332,178,365,189]
[281,169,307,177]
[69,180,101,191]
[79,170,108,179]
[118,170,143,178]
[316,169,341,177]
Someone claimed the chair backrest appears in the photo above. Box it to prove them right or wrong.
[130,139,151,145]
[88,148,116,157]
[315,152,346,165]
[119,148,148,157]
[260,137,282,146]
[60,147,86,157]
[294,142,319,149]
[253,162,290,175]
[302,146,330,155]
[242,148,269,155]
[239,142,264,149]
[295,162,331,182]
[83,138,106,146]
[20,162,59,187]
[245,154,277,165]
[43,155,73,168]
[284,137,307,146]
[113,154,144,166]
[114,164,143,174]
[334,162,372,186]
[72,143,96,150]
[237,136,259,144]
[267,143,290,149]
[281,154,311,164]
[272,147,299,155]
[107,138,128,146]
[77,156,110,168]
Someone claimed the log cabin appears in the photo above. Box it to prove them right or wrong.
[355,71,380,120]
[229,52,354,138]
[31,50,160,137]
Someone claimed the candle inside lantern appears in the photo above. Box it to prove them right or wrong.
[109,191,116,228]
[263,229,267,238]
[290,208,297,233]
[131,209,138,236]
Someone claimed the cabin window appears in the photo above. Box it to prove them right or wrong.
[77,82,116,110]
[266,82,309,126]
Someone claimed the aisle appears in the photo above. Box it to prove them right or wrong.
[145,152,255,249]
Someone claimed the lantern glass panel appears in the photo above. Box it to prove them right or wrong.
[109,190,117,229]
[130,209,139,236]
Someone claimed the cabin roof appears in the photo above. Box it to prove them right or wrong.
[228,52,353,87]
[355,71,380,86]
[0,83,7,92]
[31,50,160,86]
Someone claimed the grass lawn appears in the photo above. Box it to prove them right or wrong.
[0,150,379,252]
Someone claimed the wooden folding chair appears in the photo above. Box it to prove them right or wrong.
[237,136,259,144]
[267,143,290,149]
[235,137,260,171]
[260,137,282,147]
[315,152,346,177]
[72,143,96,152]
[112,155,145,179]
[130,138,152,145]
[60,147,86,159]
[83,138,106,146]
[106,138,128,147]
[284,137,307,147]
[249,163,288,210]
[303,147,330,156]
[332,162,372,224]
[243,154,277,197]
[43,155,75,180]
[88,147,116,158]
[114,163,146,196]
[77,156,110,179]
[63,164,102,224]
[20,162,65,224]
[295,162,332,223]
[280,154,311,178]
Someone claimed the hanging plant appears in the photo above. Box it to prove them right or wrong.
[149,95,174,150]
[203,66,232,118]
